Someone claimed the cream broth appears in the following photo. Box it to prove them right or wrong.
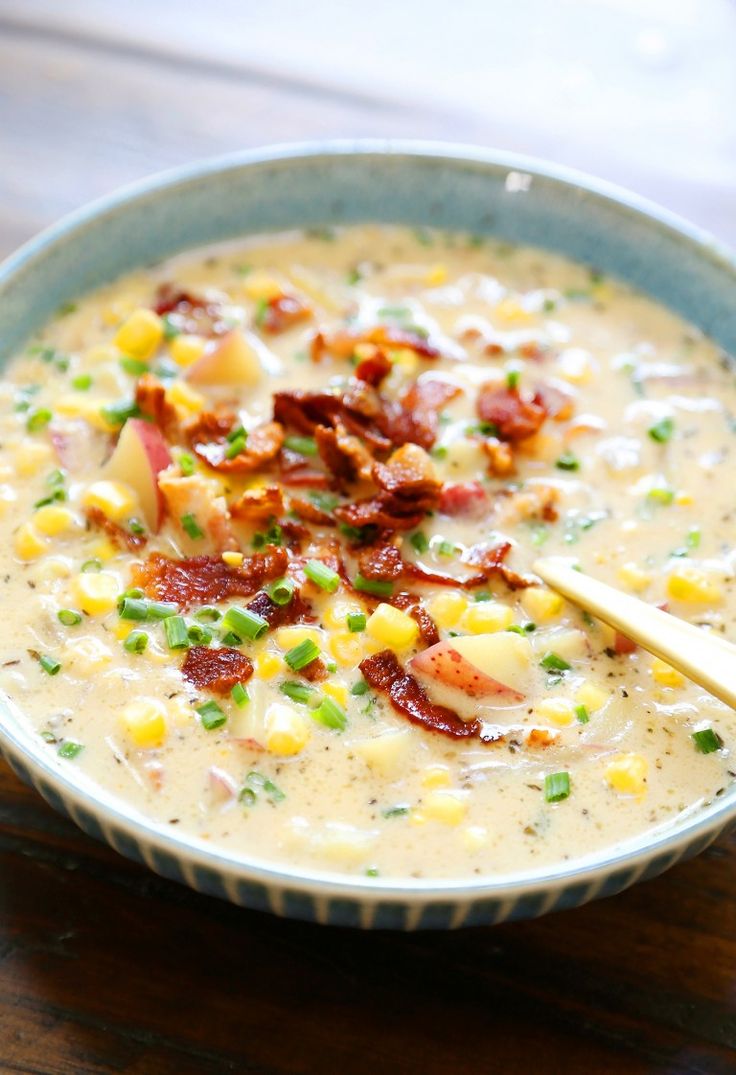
[0,224,734,880]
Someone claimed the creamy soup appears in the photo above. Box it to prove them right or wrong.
[0,225,734,881]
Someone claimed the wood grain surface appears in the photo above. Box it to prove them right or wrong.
[1,6,735,1072]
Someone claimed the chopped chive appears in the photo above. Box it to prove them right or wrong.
[692,728,723,754]
[430,445,448,460]
[350,679,370,696]
[311,695,347,730]
[575,704,590,724]
[308,490,339,513]
[280,680,315,704]
[410,531,429,554]
[58,740,84,759]
[47,468,66,487]
[347,267,362,285]
[252,523,283,549]
[124,630,149,654]
[39,654,61,675]
[555,452,580,471]
[240,770,285,804]
[474,591,491,602]
[347,612,366,633]
[162,313,180,339]
[647,486,674,506]
[382,804,410,818]
[220,631,242,647]
[304,559,340,593]
[231,682,250,707]
[225,434,248,459]
[544,771,571,802]
[27,408,52,432]
[354,573,393,597]
[100,399,139,427]
[284,638,320,672]
[266,577,295,606]
[118,597,150,621]
[147,600,178,621]
[71,373,93,390]
[540,652,571,672]
[686,526,701,549]
[119,356,149,376]
[178,452,196,476]
[437,539,456,558]
[226,424,246,443]
[196,700,227,731]
[195,606,221,623]
[365,866,379,877]
[284,435,317,456]
[128,518,145,536]
[186,622,212,645]
[164,615,189,649]
[506,368,521,389]
[222,605,269,641]
[648,417,674,443]
[181,513,204,540]
[57,609,82,627]
[80,558,102,573]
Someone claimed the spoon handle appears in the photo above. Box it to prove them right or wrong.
[534,557,736,710]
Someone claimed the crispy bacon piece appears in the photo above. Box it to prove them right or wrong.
[466,541,534,590]
[334,497,425,533]
[152,285,227,337]
[372,443,441,507]
[288,495,336,527]
[534,381,575,421]
[257,293,312,335]
[476,385,548,442]
[230,485,284,525]
[496,483,560,525]
[315,422,373,483]
[181,646,254,695]
[299,657,328,683]
[153,286,206,317]
[527,728,559,747]
[188,413,284,474]
[85,506,147,552]
[392,592,440,646]
[483,438,515,477]
[439,480,488,518]
[134,548,288,608]
[360,650,480,739]
[273,390,342,435]
[390,377,464,451]
[358,542,404,581]
[134,374,179,438]
[247,589,315,628]
[354,351,392,386]
[313,324,440,363]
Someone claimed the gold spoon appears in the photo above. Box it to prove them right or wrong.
[533,556,736,709]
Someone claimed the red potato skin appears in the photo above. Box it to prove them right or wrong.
[129,419,172,529]
[409,640,523,701]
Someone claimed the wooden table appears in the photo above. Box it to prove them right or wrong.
[1,5,736,1072]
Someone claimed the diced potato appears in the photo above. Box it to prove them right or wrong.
[119,698,168,749]
[575,681,609,712]
[264,702,310,756]
[461,825,488,852]
[353,729,412,778]
[520,586,564,622]
[535,628,588,662]
[366,603,419,650]
[461,602,514,634]
[421,790,467,826]
[605,753,648,797]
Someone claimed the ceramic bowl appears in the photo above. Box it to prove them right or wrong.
[1,142,736,929]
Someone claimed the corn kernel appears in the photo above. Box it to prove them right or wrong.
[119,698,168,749]
[82,480,137,522]
[275,626,323,651]
[674,492,693,506]
[324,601,363,631]
[494,297,534,326]
[255,651,281,679]
[322,680,348,707]
[534,697,576,727]
[33,505,78,536]
[388,347,419,375]
[54,395,119,432]
[367,603,419,650]
[221,551,244,567]
[165,380,206,415]
[422,790,467,826]
[425,263,448,286]
[15,522,48,560]
[114,621,135,640]
[73,571,119,615]
[14,442,53,476]
[460,602,514,634]
[520,586,564,622]
[170,333,206,367]
[329,631,364,666]
[461,825,488,852]
[30,555,73,582]
[264,702,310,756]
[428,591,467,629]
[242,271,283,301]
[63,636,111,674]
[556,347,595,385]
[114,308,163,360]
[650,656,685,688]
[421,765,452,789]
[87,537,118,563]
[575,682,609,712]
[618,562,652,593]
[605,753,648,797]
[667,566,722,604]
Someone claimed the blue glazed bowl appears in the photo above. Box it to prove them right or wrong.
[1,142,736,929]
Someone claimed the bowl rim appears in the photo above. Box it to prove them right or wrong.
[2,138,736,906]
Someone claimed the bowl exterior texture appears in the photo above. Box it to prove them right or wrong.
[1,142,735,927]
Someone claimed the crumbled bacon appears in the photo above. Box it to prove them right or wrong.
[152,285,227,337]
[230,485,284,525]
[439,480,488,517]
[187,413,284,473]
[247,589,315,628]
[358,542,404,581]
[465,541,534,590]
[273,390,342,435]
[526,728,559,747]
[354,351,392,386]
[299,657,328,683]
[496,483,560,525]
[373,443,441,507]
[134,374,179,438]
[390,377,463,451]
[334,496,424,533]
[153,286,206,317]
[181,646,254,695]
[315,422,373,483]
[158,471,237,552]
[85,506,147,551]
[134,548,288,608]
[534,381,575,421]
[257,293,312,335]
[360,650,480,739]
[288,495,336,527]
[476,385,548,442]
[483,438,515,477]
[391,592,440,646]
[313,324,440,363]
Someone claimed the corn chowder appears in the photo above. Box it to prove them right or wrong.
[0,224,734,881]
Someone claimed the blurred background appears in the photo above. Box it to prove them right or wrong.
[1,0,735,255]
